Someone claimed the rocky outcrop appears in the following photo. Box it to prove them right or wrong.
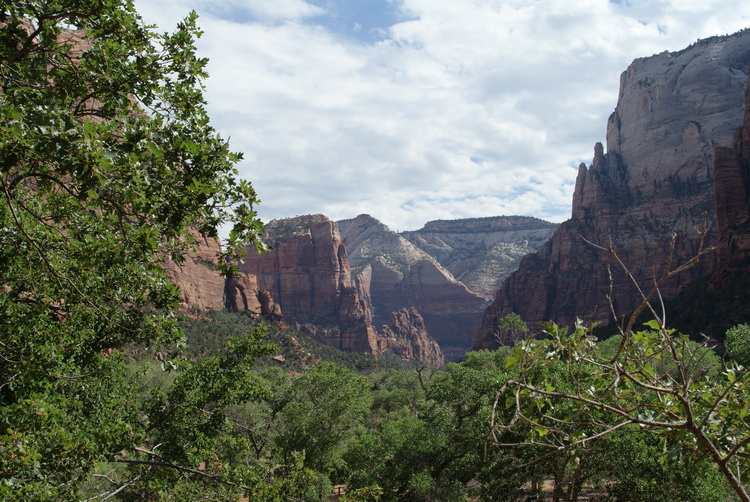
[164,230,281,317]
[402,216,557,298]
[338,214,489,361]
[238,215,380,353]
[475,30,750,348]
[225,274,282,320]
[377,308,444,365]
[167,215,443,362]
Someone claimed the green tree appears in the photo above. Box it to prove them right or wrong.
[497,312,529,344]
[0,1,264,498]
[346,361,509,501]
[726,323,750,366]
[271,362,372,490]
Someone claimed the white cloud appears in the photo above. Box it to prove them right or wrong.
[134,0,750,231]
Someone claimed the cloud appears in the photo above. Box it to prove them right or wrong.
[134,0,750,231]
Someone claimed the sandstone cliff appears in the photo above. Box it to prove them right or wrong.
[167,215,444,363]
[377,307,444,365]
[402,216,558,298]
[164,229,277,317]
[238,215,380,353]
[165,232,229,312]
[714,67,750,274]
[338,214,489,361]
[475,30,750,348]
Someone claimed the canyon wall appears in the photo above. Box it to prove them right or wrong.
[236,215,445,361]
[475,31,750,348]
[377,308,444,365]
[714,68,750,275]
[402,216,557,298]
[238,215,380,353]
[338,214,489,361]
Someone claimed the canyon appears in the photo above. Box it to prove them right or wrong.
[167,30,750,359]
[166,213,554,361]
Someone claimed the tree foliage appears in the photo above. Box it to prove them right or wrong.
[0,1,264,498]
[496,312,529,344]
[491,234,750,501]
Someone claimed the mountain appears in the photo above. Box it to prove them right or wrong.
[475,30,750,348]
[657,65,750,338]
[237,215,444,363]
[338,214,489,361]
[401,216,558,298]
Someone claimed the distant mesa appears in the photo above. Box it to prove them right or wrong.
[401,216,557,298]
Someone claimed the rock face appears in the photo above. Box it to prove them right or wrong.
[338,214,489,361]
[401,216,558,298]
[475,31,750,348]
[225,274,278,319]
[377,308,444,365]
[239,215,380,353]
[165,230,276,317]
[165,232,227,312]
[167,215,444,363]
[714,67,750,275]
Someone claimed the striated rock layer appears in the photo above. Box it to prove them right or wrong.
[475,30,750,348]
[402,216,557,298]
[338,214,489,361]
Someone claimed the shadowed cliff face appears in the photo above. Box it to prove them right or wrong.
[714,68,750,275]
[475,30,750,348]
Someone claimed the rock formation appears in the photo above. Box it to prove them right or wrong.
[238,215,381,353]
[402,216,558,298]
[164,229,279,318]
[714,67,750,274]
[377,308,444,365]
[165,232,228,312]
[338,214,489,361]
[475,30,750,348]
[166,215,445,363]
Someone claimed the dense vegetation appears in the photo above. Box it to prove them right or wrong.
[3,1,750,500]
[86,310,746,501]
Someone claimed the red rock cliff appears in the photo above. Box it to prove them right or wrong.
[377,307,444,365]
[714,67,750,274]
[475,31,750,348]
[238,215,380,353]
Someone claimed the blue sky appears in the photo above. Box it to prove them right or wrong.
[306,0,415,43]
[134,0,750,232]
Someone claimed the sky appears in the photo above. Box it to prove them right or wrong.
[133,0,750,232]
